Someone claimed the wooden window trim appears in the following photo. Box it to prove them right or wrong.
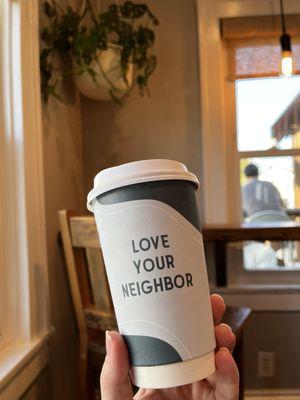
[221,14,300,40]
[0,0,51,397]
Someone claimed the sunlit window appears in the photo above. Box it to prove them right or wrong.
[236,76,300,151]
[235,76,300,269]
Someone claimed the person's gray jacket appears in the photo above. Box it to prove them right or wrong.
[242,178,284,217]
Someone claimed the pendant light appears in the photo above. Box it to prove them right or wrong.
[280,0,293,77]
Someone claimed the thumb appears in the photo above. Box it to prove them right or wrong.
[214,347,240,400]
[100,331,133,400]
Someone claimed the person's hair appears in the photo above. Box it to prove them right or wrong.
[244,163,259,178]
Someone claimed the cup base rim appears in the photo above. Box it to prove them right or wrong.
[130,350,215,389]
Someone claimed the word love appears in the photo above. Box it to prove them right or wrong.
[132,234,170,253]
[132,234,174,274]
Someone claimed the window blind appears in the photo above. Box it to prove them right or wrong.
[221,15,300,80]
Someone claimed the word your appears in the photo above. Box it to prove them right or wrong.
[133,255,174,274]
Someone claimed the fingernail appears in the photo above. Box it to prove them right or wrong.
[106,331,112,356]
[219,346,230,353]
[220,323,232,332]
[212,293,225,305]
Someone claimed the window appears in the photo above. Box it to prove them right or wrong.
[198,0,300,288]
[0,1,50,397]
[223,15,300,269]
[237,81,300,270]
[199,1,300,223]
[236,78,300,152]
[236,77,300,217]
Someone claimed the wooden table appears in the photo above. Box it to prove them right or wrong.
[202,221,300,286]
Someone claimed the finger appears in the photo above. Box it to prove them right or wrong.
[215,323,236,352]
[100,331,133,400]
[214,347,239,400]
[211,294,226,325]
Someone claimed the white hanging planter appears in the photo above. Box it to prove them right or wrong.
[75,43,134,101]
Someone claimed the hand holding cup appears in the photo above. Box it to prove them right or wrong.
[100,294,239,400]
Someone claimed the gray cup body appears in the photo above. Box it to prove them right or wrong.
[95,180,215,368]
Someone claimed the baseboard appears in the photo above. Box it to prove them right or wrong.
[245,388,300,397]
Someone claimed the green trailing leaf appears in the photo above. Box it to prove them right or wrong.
[40,0,159,104]
[145,54,157,77]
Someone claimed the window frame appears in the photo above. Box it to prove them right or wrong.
[0,0,51,396]
[197,0,300,290]
[197,0,300,224]
[228,77,300,221]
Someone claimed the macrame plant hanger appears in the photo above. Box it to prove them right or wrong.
[79,0,101,18]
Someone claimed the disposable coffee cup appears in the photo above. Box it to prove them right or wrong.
[87,159,216,388]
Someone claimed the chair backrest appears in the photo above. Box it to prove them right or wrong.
[248,209,290,223]
[59,210,116,335]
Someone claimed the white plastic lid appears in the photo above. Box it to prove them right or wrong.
[87,159,200,211]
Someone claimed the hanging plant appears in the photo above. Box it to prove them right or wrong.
[40,0,159,104]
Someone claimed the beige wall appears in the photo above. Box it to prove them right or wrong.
[42,93,84,400]
[38,1,85,398]
[20,368,53,400]
[82,0,202,198]
[244,312,300,390]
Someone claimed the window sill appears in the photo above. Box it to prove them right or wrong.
[214,284,300,294]
[0,328,54,400]
[214,285,300,311]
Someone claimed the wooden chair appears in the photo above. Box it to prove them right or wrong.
[59,210,117,400]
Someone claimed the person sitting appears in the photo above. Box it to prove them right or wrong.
[242,163,286,220]
[242,163,289,268]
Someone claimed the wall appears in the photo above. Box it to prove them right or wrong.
[245,312,300,390]
[38,1,85,399]
[20,367,54,400]
[42,91,84,400]
[82,0,202,200]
